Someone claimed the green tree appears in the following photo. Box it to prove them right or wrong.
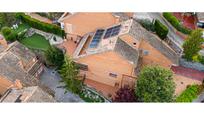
[1,26,17,42]
[183,29,204,61]
[44,46,64,68]
[58,56,82,94]
[135,66,175,102]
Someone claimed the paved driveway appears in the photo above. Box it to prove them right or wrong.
[40,67,84,102]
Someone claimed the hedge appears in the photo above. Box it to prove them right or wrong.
[163,12,192,35]
[176,85,202,102]
[154,19,169,40]
[16,13,65,37]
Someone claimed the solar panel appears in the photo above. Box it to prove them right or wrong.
[89,29,105,48]
[104,25,121,39]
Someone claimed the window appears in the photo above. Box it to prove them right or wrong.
[109,73,117,78]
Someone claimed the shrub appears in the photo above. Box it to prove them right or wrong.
[16,13,65,37]
[154,19,169,40]
[44,46,64,68]
[113,86,137,102]
[163,12,192,34]
[137,19,155,32]
[176,85,202,102]
[1,26,17,42]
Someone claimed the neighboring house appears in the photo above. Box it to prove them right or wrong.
[70,18,180,98]
[0,41,44,87]
[0,86,55,102]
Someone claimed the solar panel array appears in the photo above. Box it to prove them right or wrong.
[104,25,121,39]
[89,29,105,48]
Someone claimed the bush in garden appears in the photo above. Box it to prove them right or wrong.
[1,26,17,42]
[16,13,65,37]
[163,12,192,34]
[113,86,137,102]
[154,19,169,40]
[176,85,202,102]
[44,46,64,68]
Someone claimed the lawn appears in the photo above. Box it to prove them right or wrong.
[13,23,30,34]
[20,34,50,51]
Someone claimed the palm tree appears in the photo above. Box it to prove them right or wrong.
[58,56,82,94]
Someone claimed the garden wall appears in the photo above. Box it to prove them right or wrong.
[179,58,204,72]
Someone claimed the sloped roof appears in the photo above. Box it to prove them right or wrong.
[0,41,39,86]
[1,86,55,102]
[114,38,139,65]
[129,19,179,64]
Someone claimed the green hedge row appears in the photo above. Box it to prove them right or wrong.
[176,85,202,102]
[154,19,169,40]
[163,13,192,35]
[16,13,65,37]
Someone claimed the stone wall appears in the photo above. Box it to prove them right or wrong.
[179,58,204,72]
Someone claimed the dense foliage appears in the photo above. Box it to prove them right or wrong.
[137,19,155,32]
[163,12,192,34]
[183,29,204,61]
[16,13,65,37]
[58,56,82,94]
[176,85,202,102]
[135,66,175,102]
[113,86,137,102]
[1,26,17,42]
[45,46,64,68]
[154,19,169,40]
[0,13,17,29]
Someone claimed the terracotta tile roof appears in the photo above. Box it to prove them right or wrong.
[171,65,204,81]
[0,41,39,86]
